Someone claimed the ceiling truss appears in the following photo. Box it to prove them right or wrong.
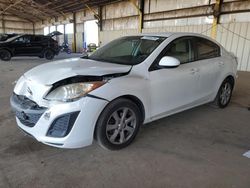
[0,0,120,22]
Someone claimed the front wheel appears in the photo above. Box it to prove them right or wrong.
[214,79,233,108]
[0,50,11,61]
[95,98,142,150]
[66,49,71,54]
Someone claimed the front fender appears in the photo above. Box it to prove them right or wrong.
[89,75,151,123]
[0,47,13,56]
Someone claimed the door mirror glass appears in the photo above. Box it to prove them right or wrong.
[159,56,180,68]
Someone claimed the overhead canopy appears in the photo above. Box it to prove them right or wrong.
[0,0,120,22]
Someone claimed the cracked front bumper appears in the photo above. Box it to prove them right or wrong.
[10,93,108,148]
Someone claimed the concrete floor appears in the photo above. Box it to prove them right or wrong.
[0,54,250,188]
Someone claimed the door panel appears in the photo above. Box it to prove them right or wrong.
[29,36,44,55]
[149,36,201,118]
[12,35,34,55]
[192,37,222,100]
[149,62,200,118]
[13,42,26,55]
[195,58,221,100]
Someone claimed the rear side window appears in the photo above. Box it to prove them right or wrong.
[195,37,220,60]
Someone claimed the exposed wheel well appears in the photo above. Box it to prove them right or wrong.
[0,48,12,56]
[94,95,145,140]
[43,48,56,54]
[118,95,145,123]
[225,75,235,89]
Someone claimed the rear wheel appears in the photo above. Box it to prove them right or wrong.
[66,49,71,54]
[0,50,11,61]
[214,79,233,108]
[44,49,55,60]
[95,98,142,150]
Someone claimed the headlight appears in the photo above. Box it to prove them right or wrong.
[45,81,106,102]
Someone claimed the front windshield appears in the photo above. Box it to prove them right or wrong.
[89,36,166,65]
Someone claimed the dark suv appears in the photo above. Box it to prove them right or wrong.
[0,34,60,61]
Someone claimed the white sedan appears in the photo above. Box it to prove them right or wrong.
[11,33,237,150]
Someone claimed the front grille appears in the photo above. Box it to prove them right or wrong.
[11,93,47,127]
[15,110,43,127]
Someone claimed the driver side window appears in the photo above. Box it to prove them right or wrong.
[164,38,194,64]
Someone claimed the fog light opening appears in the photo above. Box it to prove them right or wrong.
[46,111,80,138]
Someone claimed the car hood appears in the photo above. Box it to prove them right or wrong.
[24,58,132,85]
[0,41,7,44]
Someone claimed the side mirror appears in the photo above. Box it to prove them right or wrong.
[159,56,180,68]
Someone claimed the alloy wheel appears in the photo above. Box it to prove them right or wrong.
[106,107,137,145]
[220,82,232,105]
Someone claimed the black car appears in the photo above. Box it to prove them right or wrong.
[0,34,60,61]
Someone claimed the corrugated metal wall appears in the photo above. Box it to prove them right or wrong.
[0,15,34,34]
[99,0,250,72]
[217,23,250,71]
[142,22,250,72]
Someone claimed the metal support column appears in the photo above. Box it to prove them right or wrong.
[98,6,103,32]
[139,0,144,32]
[63,24,66,43]
[98,6,103,46]
[32,22,35,34]
[130,0,144,33]
[211,0,222,39]
[73,12,77,53]
[2,15,5,33]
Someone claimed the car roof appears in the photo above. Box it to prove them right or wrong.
[141,32,206,38]
[137,32,222,47]
[141,32,175,37]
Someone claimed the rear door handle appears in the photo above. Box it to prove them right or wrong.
[190,68,199,74]
[218,62,224,66]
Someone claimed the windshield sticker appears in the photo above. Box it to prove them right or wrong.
[141,36,160,41]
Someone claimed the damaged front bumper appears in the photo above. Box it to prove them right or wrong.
[10,93,47,127]
[10,93,108,148]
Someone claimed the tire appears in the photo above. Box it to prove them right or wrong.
[0,49,11,61]
[44,49,55,60]
[95,98,142,150]
[66,49,71,54]
[214,78,233,108]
